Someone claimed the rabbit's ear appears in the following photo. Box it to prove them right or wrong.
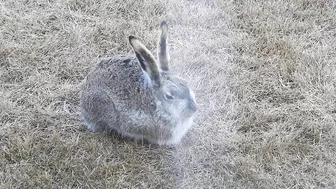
[129,36,161,87]
[157,21,169,71]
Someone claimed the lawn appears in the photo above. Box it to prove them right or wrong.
[1,0,335,188]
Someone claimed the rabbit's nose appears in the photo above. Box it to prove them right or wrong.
[188,99,197,113]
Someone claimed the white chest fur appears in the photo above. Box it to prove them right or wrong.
[158,116,194,145]
[123,110,194,145]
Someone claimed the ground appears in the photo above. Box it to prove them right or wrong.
[1,0,336,188]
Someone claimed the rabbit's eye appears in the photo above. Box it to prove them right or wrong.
[164,93,174,100]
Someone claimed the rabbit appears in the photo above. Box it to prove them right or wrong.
[80,21,197,145]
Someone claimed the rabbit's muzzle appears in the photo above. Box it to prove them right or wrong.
[187,98,197,113]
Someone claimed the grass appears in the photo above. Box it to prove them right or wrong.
[1,0,335,188]
[230,0,336,188]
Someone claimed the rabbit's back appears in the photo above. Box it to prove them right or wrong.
[85,55,155,106]
[80,55,158,132]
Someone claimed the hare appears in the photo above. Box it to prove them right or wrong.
[80,21,197,145]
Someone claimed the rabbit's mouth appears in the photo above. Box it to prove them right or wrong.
[181,106,197,118]
[187,100,197,113]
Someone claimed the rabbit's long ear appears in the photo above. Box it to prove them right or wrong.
[157,21,169,71]
[129,36,161,87]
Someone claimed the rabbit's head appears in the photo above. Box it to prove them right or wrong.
[129,21,197,120]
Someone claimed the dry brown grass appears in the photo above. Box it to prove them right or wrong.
[1,0,336,188]
[230,0,336,188]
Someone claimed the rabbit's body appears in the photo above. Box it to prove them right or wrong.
[80,22,197,145]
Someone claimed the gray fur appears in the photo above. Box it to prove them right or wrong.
[80,21,197,145]
[158,21,169,71]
